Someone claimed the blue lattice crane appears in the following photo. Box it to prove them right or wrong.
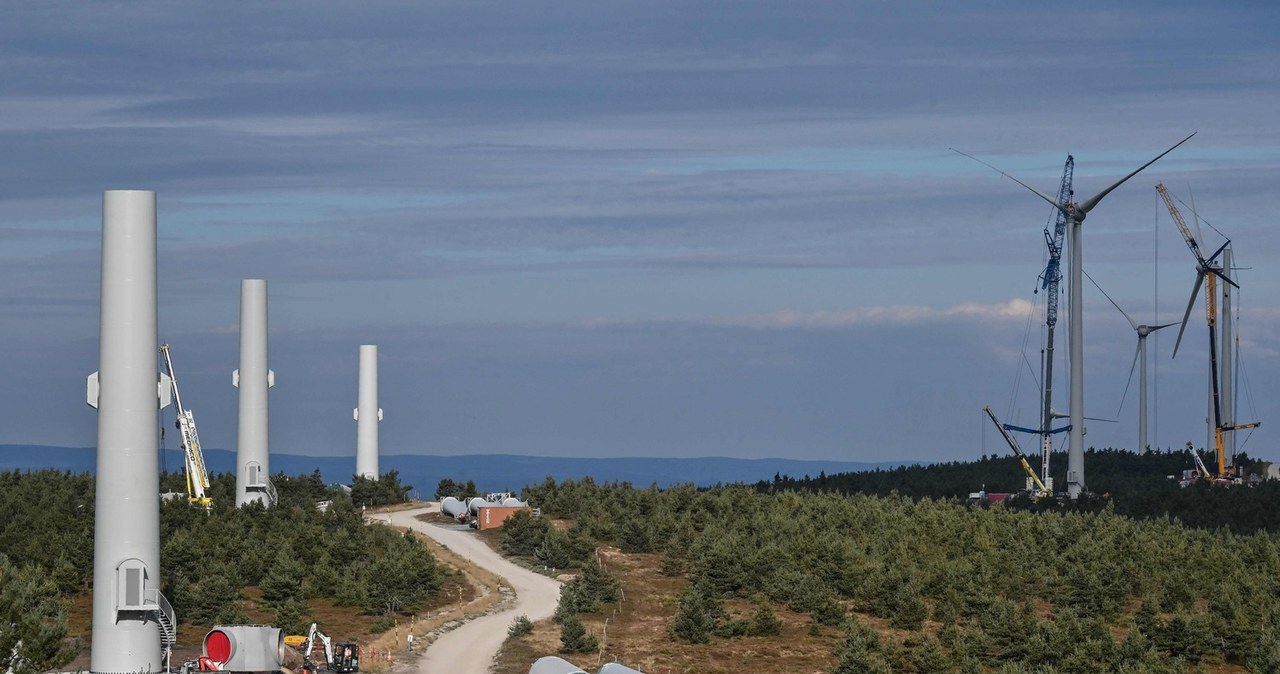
[1034,156,1074,491]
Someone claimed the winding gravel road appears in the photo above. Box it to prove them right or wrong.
[386,505,561,674]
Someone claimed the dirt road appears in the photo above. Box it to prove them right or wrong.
[386,505,561,674]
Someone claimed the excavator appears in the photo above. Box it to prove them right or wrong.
[286,623,359,674]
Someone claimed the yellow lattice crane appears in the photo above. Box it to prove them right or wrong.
[1157,183,1259,481]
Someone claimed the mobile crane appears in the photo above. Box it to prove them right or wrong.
[1157,184,1260,482]
[290,623,359,674]
[983,406,1052,498]
[160,343,213,509]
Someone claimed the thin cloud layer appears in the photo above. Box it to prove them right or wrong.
[1,2,1277,462]
[723,299,1035,329]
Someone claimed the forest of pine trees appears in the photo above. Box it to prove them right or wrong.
[7,448,1280,674]
[0,468,443,673]
[512,471,1280,672]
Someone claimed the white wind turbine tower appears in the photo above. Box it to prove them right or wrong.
[954,132,1195,498]
[1085,272,1175,454]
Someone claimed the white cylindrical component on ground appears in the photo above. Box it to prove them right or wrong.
[355,344,380,480]
[441,497,467,519]
[528,656,588,674]
[502,497,527,507]
[468,497,489,515]
[90,190,163,674]
[235,279,271,506]
[598,663,646,674]
[593,665,645,674]
[203,626,285,671]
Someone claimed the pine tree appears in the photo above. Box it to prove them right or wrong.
[259,544,307,607]
[831,621,890,674]
[746,602,783,637]
[272,597,311,635]
[0,555,77,674]
[1249,627,1280,673]
[670,581,722,644]
[559,614,598,654]
[508,615,534,637]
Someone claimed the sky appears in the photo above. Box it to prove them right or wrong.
[3,2,1280,468]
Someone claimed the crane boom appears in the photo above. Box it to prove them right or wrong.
[1157,184,1259,481]
[984,406,1051,496]
[1156,183,1204,261]
[1033,155,1073,493]
[1041,156,1074,328]
[160,344,213,509]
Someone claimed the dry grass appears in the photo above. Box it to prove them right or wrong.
[491,544,1254,674]
[494,547,843,674]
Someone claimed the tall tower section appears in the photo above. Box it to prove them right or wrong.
[354,344,382,480]
[87,190,175,673]
[235,279,275,506]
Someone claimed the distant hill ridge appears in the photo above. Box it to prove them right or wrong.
[0,444,901,493]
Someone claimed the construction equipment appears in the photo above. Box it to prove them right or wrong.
[1189,444,1212,483]
[1157,184,1260,481]
[1030,155,1074,491]
[983,406,1051,497]
[160,343,213,509]
[292,622,359,674]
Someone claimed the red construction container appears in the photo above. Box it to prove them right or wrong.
[474,505,531,530]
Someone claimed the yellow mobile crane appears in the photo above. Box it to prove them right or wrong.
[1157,184,1260,482]
[160,344,213,508]
[983,406,1052,497]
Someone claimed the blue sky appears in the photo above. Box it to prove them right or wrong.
[3,2,1279,467]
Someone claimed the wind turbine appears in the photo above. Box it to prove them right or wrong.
[1156,183,1258,480]
[1084,272,1175,455]
[954,132,1196,498]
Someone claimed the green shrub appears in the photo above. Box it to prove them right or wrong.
[559,615,598,654]
[508,615,534,637]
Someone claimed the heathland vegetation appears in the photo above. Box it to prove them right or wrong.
[7,448,1280,674]
[502,460,1280,673]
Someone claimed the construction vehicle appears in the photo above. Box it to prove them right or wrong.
[160,343,213,509]
[1157,184,1261,483]
[983,406,1052,498]
[289,622,359,674]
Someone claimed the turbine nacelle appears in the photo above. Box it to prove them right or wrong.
[1136,322,1176,339]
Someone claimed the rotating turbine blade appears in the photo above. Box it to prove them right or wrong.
[1173,272,1205,358]
[1205,240,1240,289]
[1048,409,1115,423]
[1077,132,1197,214]
[1084,269,1138,330]
[1149,321,1178,333]
[949,148,1066,214]
[1117,341,1140,416]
